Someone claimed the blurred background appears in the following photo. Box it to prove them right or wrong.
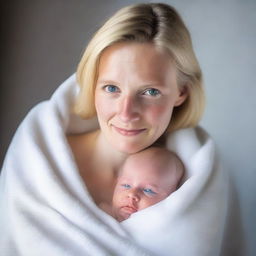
[1,0,255,255]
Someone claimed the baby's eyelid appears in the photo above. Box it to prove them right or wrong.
[121,184,131,188]
[143,188,157,194]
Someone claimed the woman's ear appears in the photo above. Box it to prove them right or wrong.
[174,86,188,107]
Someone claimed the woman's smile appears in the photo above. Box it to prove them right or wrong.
[112,125,147,136]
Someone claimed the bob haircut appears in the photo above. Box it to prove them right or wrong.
[75,3,205,132]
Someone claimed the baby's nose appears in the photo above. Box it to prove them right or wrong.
[127,189,139,202]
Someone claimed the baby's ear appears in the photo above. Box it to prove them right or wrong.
[174,86,188,107]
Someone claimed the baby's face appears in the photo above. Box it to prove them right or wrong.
[112,156,178,222]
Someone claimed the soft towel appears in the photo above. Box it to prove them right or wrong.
[0,74,229,256]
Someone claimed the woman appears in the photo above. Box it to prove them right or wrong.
[0,3,229,256]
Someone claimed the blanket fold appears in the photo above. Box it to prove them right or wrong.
[0,74,229,256]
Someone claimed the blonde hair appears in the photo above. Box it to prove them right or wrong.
[75,3,205,132]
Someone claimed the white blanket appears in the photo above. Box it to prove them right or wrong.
[0,74,229,256]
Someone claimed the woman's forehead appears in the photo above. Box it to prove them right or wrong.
[98,43,174,71]
[97,42,176,85]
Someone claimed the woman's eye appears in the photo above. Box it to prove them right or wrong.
[104,85,119,93]
[121,184,131,189]
[143,88,161,97]
[143,188,157,195]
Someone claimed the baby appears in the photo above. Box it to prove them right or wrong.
[102,147,184,222]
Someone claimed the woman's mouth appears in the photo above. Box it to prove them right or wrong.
[113,126,146,136]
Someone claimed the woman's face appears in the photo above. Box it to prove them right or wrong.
[95,42,187,154]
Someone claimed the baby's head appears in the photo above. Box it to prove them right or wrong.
[112,147,184,222]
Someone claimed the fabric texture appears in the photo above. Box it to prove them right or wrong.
[0,74,229,256]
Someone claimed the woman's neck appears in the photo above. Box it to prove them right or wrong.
[92,130,128,173]
[68,129,128,205]
[83,129,128,205]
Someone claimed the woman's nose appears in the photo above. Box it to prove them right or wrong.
[118,95,140,123]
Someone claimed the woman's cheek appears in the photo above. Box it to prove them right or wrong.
[146,102,173,124]
[95,95,114,120]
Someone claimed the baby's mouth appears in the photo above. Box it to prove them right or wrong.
[120,205,138,214]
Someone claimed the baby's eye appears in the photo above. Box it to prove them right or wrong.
[143,188,157,195]
[104,85,120,93]
[121,184,131,189]
[143,88,161,97]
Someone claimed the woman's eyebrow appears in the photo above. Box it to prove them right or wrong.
[97,79,119,85]
[97,79,164,88]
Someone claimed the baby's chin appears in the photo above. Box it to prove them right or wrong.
[114,207,135,222]
[117,215,128,222]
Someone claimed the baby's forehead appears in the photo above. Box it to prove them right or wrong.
[120,159,171,179]
[120,148,184,181]
[124,149,176,169]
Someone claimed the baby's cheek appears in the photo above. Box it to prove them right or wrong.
[139,197,157,210]
[144,195,166,208]
[113,188,126,205]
